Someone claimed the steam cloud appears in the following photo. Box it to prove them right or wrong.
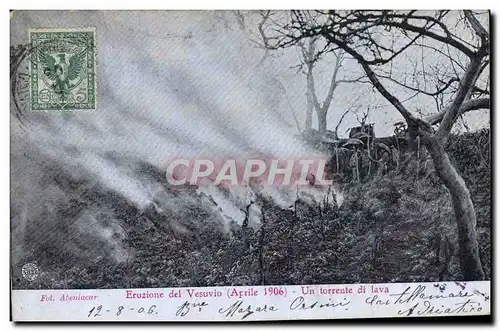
[10,11,337,264]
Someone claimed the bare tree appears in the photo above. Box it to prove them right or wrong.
[299,37,367,133]
[299,38,344,132]
[266,10,490,280]
[232,10,302,133]
[237,11,365,134]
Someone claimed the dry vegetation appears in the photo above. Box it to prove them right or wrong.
[11,129,491,289]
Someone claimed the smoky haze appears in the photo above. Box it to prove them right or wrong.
[10,11,337,264]
[9,10,489,265]
[11,11,323,202]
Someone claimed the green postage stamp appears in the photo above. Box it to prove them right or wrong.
[28,28,97,111]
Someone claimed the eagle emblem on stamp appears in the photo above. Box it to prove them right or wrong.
[28,28,97,111]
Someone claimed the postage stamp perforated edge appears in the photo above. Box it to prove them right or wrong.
[27,27,98,112]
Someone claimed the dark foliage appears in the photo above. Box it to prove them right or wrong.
[11,130,491,289]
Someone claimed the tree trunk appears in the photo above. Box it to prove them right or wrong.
[305,46,315,131]
[305,91,313,130]
[317,109,327,132]
[425,138,485,280]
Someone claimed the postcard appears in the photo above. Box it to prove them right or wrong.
[10,10,491,321]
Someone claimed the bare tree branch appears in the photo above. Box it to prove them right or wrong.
[334,109,350,138]
[321,51,342,111]
[274,77,302,133]
[360,61,419,126]
[436,46,489,140]
[256,10,271,65]
[425,97,490,126]
[304,39,321,111]
[464,10,489,45]
[379,73,459,97]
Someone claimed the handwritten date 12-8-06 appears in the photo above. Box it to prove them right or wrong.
[88,305,157,318]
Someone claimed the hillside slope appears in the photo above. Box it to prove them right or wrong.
[11,129,491,289]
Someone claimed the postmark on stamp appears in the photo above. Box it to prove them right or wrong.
[28,28,97,111]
